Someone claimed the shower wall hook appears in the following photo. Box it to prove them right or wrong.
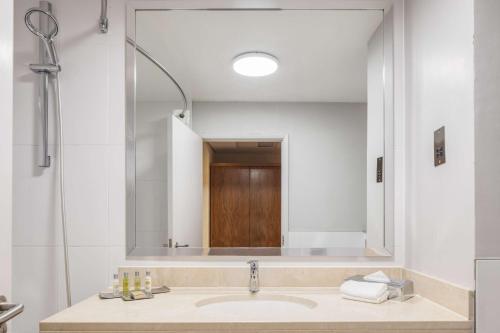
[99,0,108,33]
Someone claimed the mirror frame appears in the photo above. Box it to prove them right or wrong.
[125,0,396,258]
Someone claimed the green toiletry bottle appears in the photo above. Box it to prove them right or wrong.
[122,272,130,297]
[134,271,141,291]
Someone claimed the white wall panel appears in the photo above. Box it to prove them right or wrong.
[170,117,203,248]
[474,0,500,258]
[366,21,384,249]
[405,0,475,289]
[0,0,13,303]
[474,1,500,330]
[476,260,500,333]
[11,247,59,333]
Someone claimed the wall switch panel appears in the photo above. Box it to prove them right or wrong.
[376,157,383,182]
[434,126,446,166]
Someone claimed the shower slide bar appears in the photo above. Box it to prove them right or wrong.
[99,0,108,33]
[32,1,54,167]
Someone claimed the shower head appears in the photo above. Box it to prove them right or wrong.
[25,7,59,65]
[25,7,58,40]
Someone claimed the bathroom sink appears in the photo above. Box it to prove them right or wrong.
[195,294,317,312]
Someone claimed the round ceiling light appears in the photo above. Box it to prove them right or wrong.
[232,52,279,77]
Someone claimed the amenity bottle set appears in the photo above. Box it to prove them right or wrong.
[110,271,153,299]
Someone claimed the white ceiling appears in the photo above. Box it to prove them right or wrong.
[135,10,383,103]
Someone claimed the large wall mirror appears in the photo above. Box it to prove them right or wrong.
[126,4,395,257]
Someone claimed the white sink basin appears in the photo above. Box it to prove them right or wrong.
[195,294,318,313]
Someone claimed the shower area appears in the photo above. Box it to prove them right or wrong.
[11,1,188,331]
[24,1,70,307]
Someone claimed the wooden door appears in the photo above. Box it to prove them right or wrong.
[210,166,250,247]
[250,167,281,247]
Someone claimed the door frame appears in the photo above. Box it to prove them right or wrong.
[203,134,289,247]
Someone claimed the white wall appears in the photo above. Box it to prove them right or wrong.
[193,102,368,233]
[366,21,385,248]
[474,0,500,259]
[288,232,366,248]
[11,1,406,332]
[474,1,500,330]
[135,102,177,247]
[0,0,13,301]
[405,0,475,289]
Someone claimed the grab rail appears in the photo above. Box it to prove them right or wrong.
[0,296,24,325]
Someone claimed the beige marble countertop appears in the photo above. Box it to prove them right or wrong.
[40,288,472,332]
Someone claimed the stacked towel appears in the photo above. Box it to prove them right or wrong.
[340,280,389,304]
[363,271,391,283]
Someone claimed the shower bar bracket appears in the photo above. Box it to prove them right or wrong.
[30,63,60,73]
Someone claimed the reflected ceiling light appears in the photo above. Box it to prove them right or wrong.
[232,52,279,77]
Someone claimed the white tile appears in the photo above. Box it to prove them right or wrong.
[136,231,168,248]
[107,41,125,145]
[107,0,127,145]
[54,245,70,312]
[13,145,62,247]
[107,0,127,39]
[57,37,108,145]
[135,105,169,181]
[12,246,60,333]
[63,247,110,304]
[53,0,109,46]
[64,145,108,246]
[135,180,168,232]
[107,145,125,246]
[135,136,167,181]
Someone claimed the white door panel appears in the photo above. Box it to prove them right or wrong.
[476,259,500,333]
[169,116,203,247]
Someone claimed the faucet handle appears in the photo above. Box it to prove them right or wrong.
[247,260,259,273]
[247,260,258,268]
[247,260,259,293]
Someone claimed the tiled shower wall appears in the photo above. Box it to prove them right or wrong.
[12,1,127,332]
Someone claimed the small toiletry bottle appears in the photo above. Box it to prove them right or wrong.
[144,271,152,295]
[112,273,120,297]
[122,272,129,297]
[134,271,141,291]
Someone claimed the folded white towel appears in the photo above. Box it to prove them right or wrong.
[340,280,388,303]
[342,291,390,304]
[363,270,391,284]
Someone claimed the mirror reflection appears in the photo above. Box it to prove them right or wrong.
[128,9,393,255]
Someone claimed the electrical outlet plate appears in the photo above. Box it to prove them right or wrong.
[434,126,446,166]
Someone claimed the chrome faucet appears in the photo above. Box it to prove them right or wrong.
[247,260,259,293]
